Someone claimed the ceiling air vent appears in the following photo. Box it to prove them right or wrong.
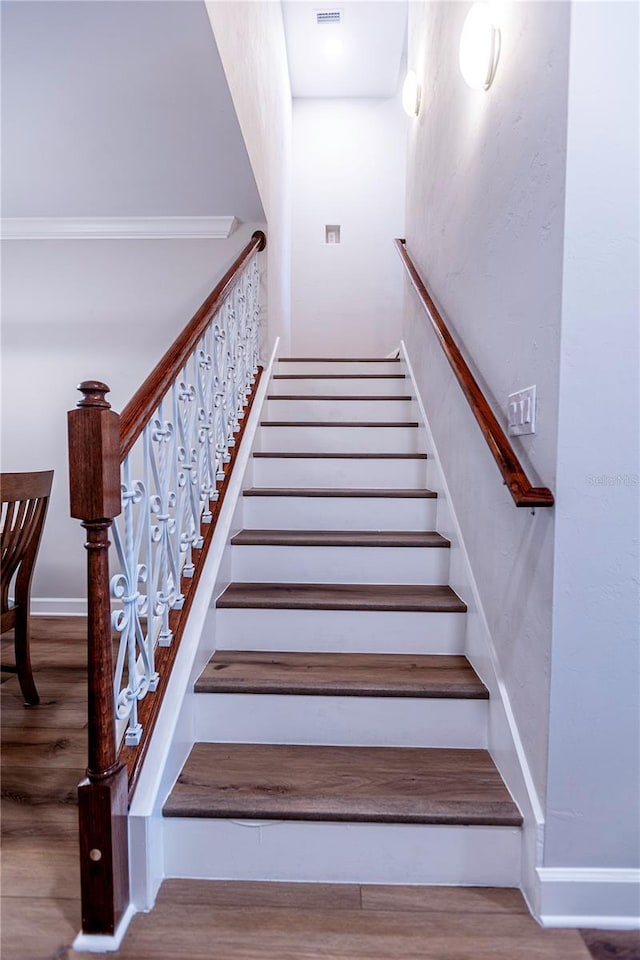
[316,10,342,25]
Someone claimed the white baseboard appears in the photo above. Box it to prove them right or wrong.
[32,597,87,616]
[1,215,237,241]
[537,867,640,929]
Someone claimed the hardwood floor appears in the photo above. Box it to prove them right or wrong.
[1,616,637,960]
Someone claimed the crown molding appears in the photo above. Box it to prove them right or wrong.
[0,215,238,240]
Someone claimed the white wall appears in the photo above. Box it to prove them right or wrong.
[403,0,570,799]
[1,1,263,221]
[545,1,639,872]
[206,1,293,352]
[1,227,264,605]
[291,96,406,356]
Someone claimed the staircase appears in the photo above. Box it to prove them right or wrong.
[162,357,522,887]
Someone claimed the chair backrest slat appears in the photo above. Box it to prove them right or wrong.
[0,471,54,613]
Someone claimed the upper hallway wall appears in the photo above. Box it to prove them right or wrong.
[1,0,264,220]
[402,0,571,801]
[206,1,293,351]
[290,94,406,357]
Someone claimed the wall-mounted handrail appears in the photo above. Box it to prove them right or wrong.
[67,229,267,937]
[394,239,554,508]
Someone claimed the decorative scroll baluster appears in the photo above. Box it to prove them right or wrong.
[103,250,262,746]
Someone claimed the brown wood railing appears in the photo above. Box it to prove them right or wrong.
[67,230,266,937]
[395,239,554,508]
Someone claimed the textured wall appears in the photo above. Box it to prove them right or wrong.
[403,0,570,799]
[291,96,406,357]
[206,1,293,352]
[545,0,640,869]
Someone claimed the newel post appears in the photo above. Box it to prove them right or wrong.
[68,380,130,936]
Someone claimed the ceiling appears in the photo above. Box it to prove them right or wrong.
[282,1,407,99]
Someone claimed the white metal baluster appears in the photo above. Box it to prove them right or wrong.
[110,457,152,746]
[195,334,214,523]
[142,424,159,689]
[148,402,180,644]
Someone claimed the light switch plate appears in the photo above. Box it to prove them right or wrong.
[507,385,536,436]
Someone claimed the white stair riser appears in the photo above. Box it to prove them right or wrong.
[242,495,438,531]
[163,819,521,886]
[215,608,466,655]
[230,544,450,585]
[260,425,419,454]
[277,361,402,375]
[270,377,408,397]
[194,693,487,749]
[252,457,428,489]
[265,398,414,422]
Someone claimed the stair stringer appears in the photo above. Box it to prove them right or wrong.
[399,339,545,919]
[127,338,280,914]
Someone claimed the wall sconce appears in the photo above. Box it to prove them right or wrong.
[402,70,421,118]
[459,2,500,91]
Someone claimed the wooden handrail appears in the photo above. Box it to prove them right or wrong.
[119,229,266,460]
[394,239,554,508]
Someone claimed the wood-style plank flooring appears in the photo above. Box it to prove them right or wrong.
[2,616,637,959]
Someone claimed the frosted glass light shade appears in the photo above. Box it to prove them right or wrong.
[459,3,500,90]
[402,70,421,117]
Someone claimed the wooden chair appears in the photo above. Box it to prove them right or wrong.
[1,470,54,705]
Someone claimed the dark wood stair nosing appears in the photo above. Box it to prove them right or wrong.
[271,374,406,380]
[278,358,401,363]
[195,651,488,700]
[253,452,428,459]
[243,487,437,499]
[162,743,522,827]
[216,582,467,614]
[229,530,450,548]
[260,421,420,428]
[267,394,413,401]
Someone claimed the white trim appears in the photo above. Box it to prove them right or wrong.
[32,597,87,617]
[537,867,640,929]
[128,338,280,911]
[72,903,136,954]
[0,216,238,241]
[400,340,544,913]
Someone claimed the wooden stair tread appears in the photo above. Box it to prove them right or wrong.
[195,651,488,699]
[260,421,419,428]
[244,487,437,499]
[279,358,401,362]
[253,452,427,459]
[267,394,413,401]
[163,743,521,826]
[272,374,406,380]
[217,582,467,612]
[230,530,449,548]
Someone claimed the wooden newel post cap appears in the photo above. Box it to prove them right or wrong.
[77,381,112,409]
[68,381,122,521]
